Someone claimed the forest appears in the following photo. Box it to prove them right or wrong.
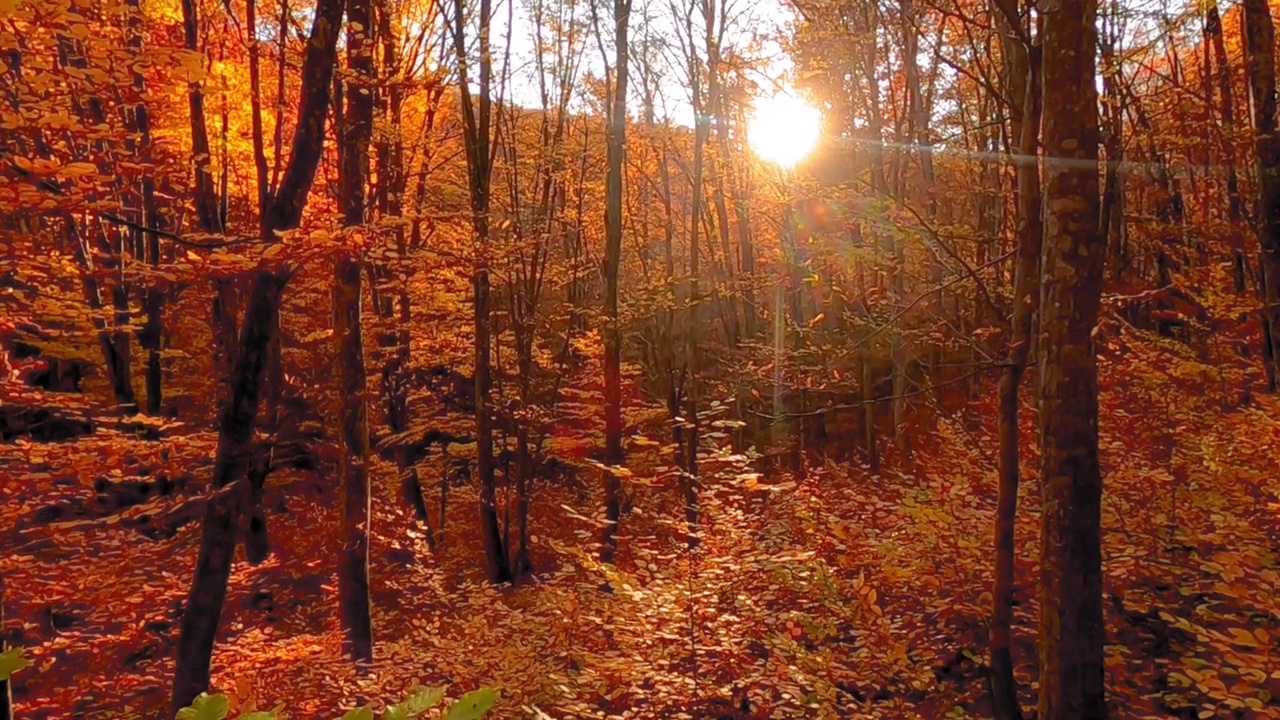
[1,0,1279,716]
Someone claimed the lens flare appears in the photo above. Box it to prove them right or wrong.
[748,93,822,168]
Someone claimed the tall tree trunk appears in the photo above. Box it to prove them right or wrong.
[372,0,431,548]
[657,141,683,472]
[859,335,879,473]
[171,0,344,709]
[702,6,739,348]
[682,7,706,543]
[1205,1,1243,224]
[901,0,940,384]
[990,3,1040,717]
[600,0,631,565]
[335,0,375,663]
[727,102,757,339]
[1037,1,1106,717]
[1242,0,1280,392]
[123,0,165,416]
[452,0,510,583]
[240,0,280,568]
[182,0,222,232]
[1099,6,1127,280]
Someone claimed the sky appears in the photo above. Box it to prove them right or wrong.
[483,0,799,124]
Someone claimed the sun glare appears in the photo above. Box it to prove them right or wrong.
[748,93,822,168]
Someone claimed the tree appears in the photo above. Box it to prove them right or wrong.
[674,0,707,542]
[599,0,631,565]
[1036,0,1107,716]
[1203,1,1243,225]
[1242,0,1280,392]
[171,0,346,708]
[336,0,376,663]
[123,0,164,416]
[989,1,1041,717]
[450,0,512,584]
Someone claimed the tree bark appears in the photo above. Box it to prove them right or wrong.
[124,0,165,416]
[452,0,511,583]
[182,0,222,234]
[600,0,631,565]
[171,0,344,710]
[334,0,375,663]
[990,3,1040,716]
[1099,6,1127,280]
[1205,1,1243,224]
[682,5,706,544]
[1037,0,1107,717]
[1242,0,1280,392]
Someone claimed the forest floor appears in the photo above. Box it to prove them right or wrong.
[3,271,1280,719]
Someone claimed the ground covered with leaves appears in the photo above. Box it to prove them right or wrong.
[3,277,1280,719]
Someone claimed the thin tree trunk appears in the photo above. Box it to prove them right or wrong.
[859,344,879,473]
[1037,0,1107,716]
[182,0,222,233]
[682,5,706,543]
[335,0,375,663]
[1205,1,1243,224]
[600,0,631,565]
[1242,0,1280,392]
[990,3,1039,716]
[727,102,757,339]
[373,0,431,548]
[1100,5,1127,280]
[452,0,510,583]
[124,0,164,416]
[510,423,533,574]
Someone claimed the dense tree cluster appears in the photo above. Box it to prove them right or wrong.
[2,0,1280,716]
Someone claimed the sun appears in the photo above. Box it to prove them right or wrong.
[748,93,822,168]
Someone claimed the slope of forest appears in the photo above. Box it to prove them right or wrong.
[3,0,1280,717]
[2,279,1277,718]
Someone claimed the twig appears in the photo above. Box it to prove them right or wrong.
[858,247,1016,349]
[98,213,260,248]
[752,364,1002,419]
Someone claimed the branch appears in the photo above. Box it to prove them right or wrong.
[98,213,260,248]
[5,158,66,196]
[753,364,1000,419]
[858,247,1016,350]
[899,201,1003,321]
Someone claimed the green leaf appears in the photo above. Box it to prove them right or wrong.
[175,693,230,720]
[0,648,29,682]
[239,708,283,720]
[442,688,499,720]
[338,707,374,720]
[383,686,446,720]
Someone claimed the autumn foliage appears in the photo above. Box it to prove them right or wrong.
[2,0,1280,718]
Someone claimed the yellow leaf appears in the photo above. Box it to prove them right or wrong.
[262,243,287,261]
[1229,628,1259,648]
[60,162,97,178]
